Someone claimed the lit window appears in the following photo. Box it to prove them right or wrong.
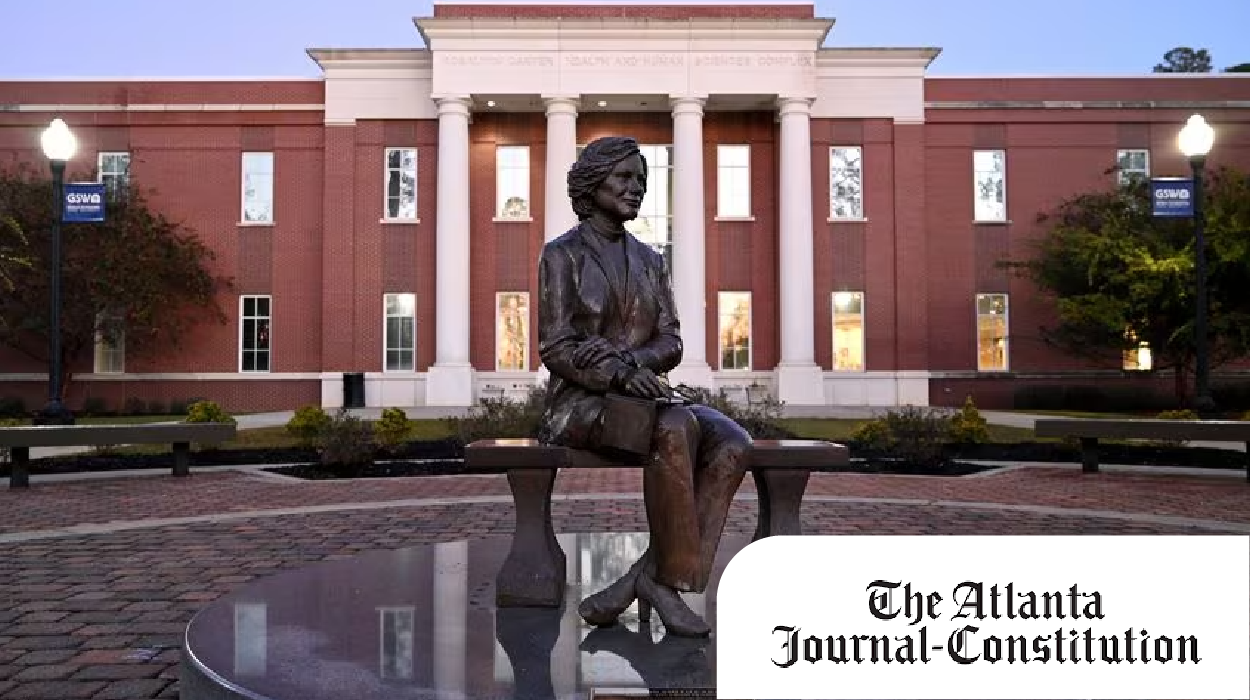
[973,150,1006,222]
[384,293,416,371]
[97,152,130,199]
[495,292,529,371]
[1123,329,1152,371]
[829,146,864,219]
[1117,149,1150,187]
[496,146,530,220]
[718,291,751,370]
[241,152,274,223]
[976,293,1008,371]
[384,148,417,219]
[93,312,124,374]
[240,295,271,372]
[716,145,751,218]
[832,291,865,371]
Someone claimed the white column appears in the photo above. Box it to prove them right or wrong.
[433,541,467,695]
[536,96,580,386]
[426,96,475,406]
[775,96,825,405]
[667,96,715,390]
[543,96,580,242]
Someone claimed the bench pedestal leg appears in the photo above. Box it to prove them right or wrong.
[1080,437,1099,474]
[8,446,29,488]
[752,469,810,541]
[172,442,190,477]
[497,468,566,608]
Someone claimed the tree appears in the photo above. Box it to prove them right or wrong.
[0,213,32,291]
[999,166,1250,402]
[0,163,233,398]
[1225,63,1250,73]
[1153,47,1213,73]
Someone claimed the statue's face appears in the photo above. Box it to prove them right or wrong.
[592,154,646,223]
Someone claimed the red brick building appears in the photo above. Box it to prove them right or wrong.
[1,1,1248,413]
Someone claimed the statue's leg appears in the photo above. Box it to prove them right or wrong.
[646,405,702,591]
[688,404,752,593]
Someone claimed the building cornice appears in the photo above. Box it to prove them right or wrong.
[926,99,1250,110]
[816,47,942,70]
[414,16,834,46]
[306,48,433,71]
[0,103,324,113]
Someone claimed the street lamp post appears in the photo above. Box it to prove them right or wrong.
[1178,114,1216,413]
[36,117,77,425]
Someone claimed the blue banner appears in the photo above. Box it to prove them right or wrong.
[63,182,106,222]
[1150,178,1194,218]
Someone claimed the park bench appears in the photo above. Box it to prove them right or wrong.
[1033,418,1250,482]
[0,422,238,488]
[464,437,849,607]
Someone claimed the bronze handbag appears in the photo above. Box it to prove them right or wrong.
[597,393,659,458]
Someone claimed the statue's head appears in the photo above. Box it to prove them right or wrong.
[567,135,648,223]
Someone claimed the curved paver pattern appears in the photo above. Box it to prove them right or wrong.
[0,465,1247,699]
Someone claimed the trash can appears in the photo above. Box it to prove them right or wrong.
[343,372,365,409]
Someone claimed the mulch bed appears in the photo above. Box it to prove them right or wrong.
[3,436,1245,480]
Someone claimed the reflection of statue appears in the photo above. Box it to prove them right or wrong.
[536,136,752,637]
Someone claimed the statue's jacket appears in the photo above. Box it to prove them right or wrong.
[536,221,683,449]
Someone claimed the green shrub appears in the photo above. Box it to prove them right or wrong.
[286,405,331,448]
[184,400,236,451]
[375,407,413,452]
[444,384,547,445]
[320,408,376,477]
[948,394,989,445]
[851,418,891,450]
[80,397,108,416]
[0,397,25,418]
[852,405,952,470]
[0,416,17,463]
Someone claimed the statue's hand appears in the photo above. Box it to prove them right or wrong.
[572,336,620,369]
[622,367,668,399]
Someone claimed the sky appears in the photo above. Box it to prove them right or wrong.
[0,0,1245,78]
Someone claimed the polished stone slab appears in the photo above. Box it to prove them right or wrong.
[181,532,745,700]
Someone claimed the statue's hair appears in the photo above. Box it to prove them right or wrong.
[567,136,648,221]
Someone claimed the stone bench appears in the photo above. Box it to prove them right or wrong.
[1033,418,1250,482]
[463,437,849,607]
[0,422,238,488]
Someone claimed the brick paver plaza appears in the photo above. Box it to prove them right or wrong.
[1,464,1247,699]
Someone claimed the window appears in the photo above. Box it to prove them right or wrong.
[241,152,274,223]
[384,148,417,220]
[384,293,416,371]
[575,143,674,269]
[718,292,751,370]
[240,295,271,372]
[97,152,130,199]
[831,291,865,371]
[976,293,1008,371]
[495,292,529,371]
[93,312,124,374]
[495,146,530,220]
[973,150,1006,222]
[829,146,864,219]
[1123,329,1153,371]
[1117,149,1150,187]
[716,145,751,218]
[378,607,415,680]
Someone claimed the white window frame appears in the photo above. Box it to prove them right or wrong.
[975,293,1009,372]
[495,146,531,221]
[241,152,274,224]
[239,295,272,373]
[92,311,125,374]
[973,149,1007,222]
[715,145,751,219]
[717,291,752,371]
[1116,148,1150,187]
[495,291,530,371]
[97,151,130,199]
[831,291,866,372]
[383,293,416,372]
[383,148,418,221]
[377,606,416,680]
[829,146,865,220]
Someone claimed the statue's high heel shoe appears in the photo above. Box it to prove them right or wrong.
[578,556,647,627]
[634,571,710,638]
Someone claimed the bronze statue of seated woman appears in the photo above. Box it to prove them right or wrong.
[535,135,753,637]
